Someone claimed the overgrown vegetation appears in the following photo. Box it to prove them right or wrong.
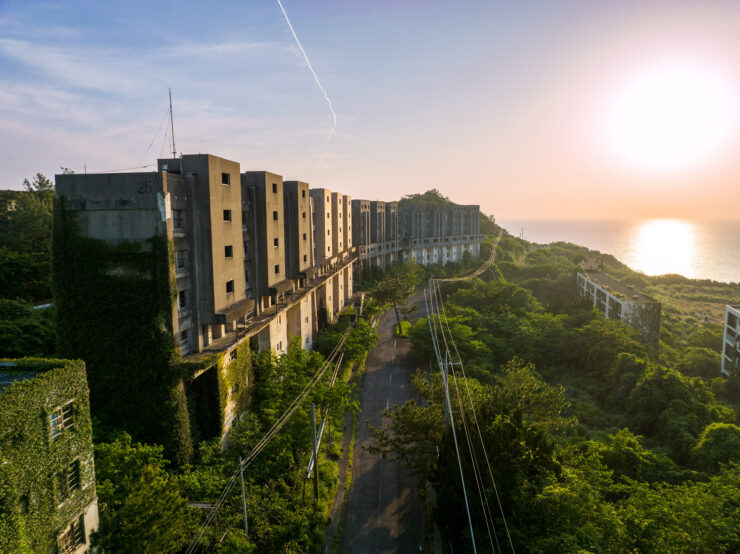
[371,227,740,552]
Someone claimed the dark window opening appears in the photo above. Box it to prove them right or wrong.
[272,183,278,193]
[222,173,230,185]
[273,211,278,221]
[225,245,233,258]
[226,280,234,294]
[273,238,279,247]
[178,290,188,309]
[223,210,232,221]
[274,264,280,274]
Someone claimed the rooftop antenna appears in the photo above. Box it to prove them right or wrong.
[169,88,177,158]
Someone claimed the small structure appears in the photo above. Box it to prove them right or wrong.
[721,305,740,376]
[0,358,98,553]
[577,269,661,346]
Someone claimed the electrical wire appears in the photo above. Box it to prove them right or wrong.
[427,230,516,552]
[184,327,351,553]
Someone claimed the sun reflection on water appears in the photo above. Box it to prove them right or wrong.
[630,219,696,277]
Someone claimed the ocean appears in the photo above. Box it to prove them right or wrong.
[498,219,740,284]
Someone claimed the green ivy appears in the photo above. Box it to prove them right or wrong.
[0,358,96,553]
[52,198,192,464]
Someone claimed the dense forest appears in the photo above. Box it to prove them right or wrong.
[371,230,740,552]
[3,178,738,551]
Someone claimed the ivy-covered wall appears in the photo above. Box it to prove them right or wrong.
[53,199,192,464]
[0,358,96,553]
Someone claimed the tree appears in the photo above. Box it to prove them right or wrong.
[691,423,740,472]
[93,434,196,553]
[370,260,423,332]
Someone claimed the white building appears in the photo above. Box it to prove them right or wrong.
[721,305,740,376]
[577,270,661,346]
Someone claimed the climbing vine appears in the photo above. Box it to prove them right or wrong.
[52,198,192,464]
[0,358,95,553]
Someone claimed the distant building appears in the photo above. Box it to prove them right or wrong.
[721,305,740,376]
[577,270,661,346]
[0,358,98,554]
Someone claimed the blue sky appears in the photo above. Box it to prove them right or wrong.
[1,0,739,219]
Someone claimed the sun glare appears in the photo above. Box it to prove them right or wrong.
[606,63,734,172]
[630,219,696,277]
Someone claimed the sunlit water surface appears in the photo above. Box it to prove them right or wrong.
[499,219,740,283]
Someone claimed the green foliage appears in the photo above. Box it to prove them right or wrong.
[0,299,56,358]
[373,234,740,552]
[691,423,740,472]
[0,174,55,302]
[0,358,95,553]
[93,433,196,552]
[53,198,192,464]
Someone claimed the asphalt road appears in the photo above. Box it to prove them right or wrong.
[338,294,425,553]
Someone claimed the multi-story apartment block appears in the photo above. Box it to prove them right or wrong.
[54,155,357,449]
[0,358,98,554]
[242,171,292,314]
[351,197,482,276]
[331,192,346,255]
[310,188,334,266]
[721,305,740,376]
[577,269,661,346]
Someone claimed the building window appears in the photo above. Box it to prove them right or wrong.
[173,210,184,229]
[274,264,280,274]
[327,246,330,252]
[222,173,231,186]
[181,329,188,341]
[327,230,330,235]
[224,210,232,222]
[273,238,279,247]
[58,515,85,554]
[303,254,307,262]
[326,196,329,202]
[226,280,234,294]
[277,341,283,351]
[305,316,309,324]
[327,212,330,219]
[175,250,187,269]
[225,245,233,258]
[178,290,188,309]
[302,233,307,241]
[56,460,81,504]
[273,211,278,221]
[302,212,306,219]
[50,402,74,440]
[302,190,306,198]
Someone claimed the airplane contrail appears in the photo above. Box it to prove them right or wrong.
[276,0,337,153]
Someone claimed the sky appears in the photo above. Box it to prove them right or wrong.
[1,0,739,220]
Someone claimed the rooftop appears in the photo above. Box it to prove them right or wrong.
[580,270,656,304]
[0,361,38,392]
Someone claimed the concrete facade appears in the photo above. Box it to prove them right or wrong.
[352,199,482,275]
[721,305,740,376]
[577,270,661,346]
[310,188,333,266]
[283,181,312,282]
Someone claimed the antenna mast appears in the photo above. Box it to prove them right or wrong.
[169,88,177,158]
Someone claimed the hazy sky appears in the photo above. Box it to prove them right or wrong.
[1,0,739,220]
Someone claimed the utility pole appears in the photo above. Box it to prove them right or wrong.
[443,351,449,429]
[239,457,248,537]
[169,88,177,158]
[311,403,319,501]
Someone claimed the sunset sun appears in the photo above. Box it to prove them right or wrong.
[606,63,734,172]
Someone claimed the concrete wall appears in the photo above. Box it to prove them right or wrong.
[343,195,352,252]
[283,181,312,278]
[331,192,345,255]
[310,188,333,265]
[370,201,386,244]
[242,171,287,306]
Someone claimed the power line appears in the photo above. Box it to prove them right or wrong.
[185,327,352,553]
[426,230,517,553]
